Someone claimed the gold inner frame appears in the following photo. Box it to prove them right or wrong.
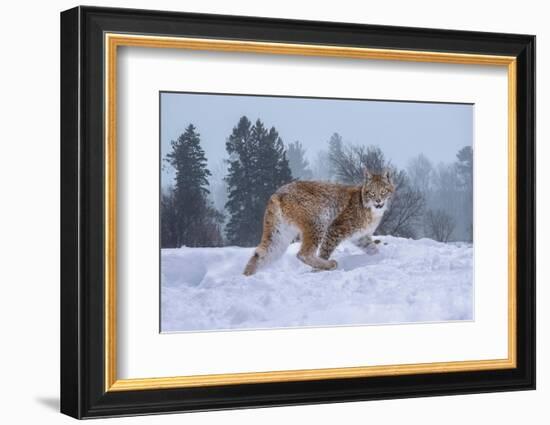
[104,33,517,392]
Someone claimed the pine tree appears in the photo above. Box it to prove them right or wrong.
[274,136,293,188]
[225,116,256,246]
[253,124,293,241]
[225,117,293,246]
[164,124,223,247]
[455,146,473,189]
[312,150,331,181]
[327,132,344,180]
[160,187,178,248]
[254,123,292,201]
[455,146,473,241]
[287,141,313,180]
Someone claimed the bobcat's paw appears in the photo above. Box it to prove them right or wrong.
[365,243,379,255]
[327,259,338,270]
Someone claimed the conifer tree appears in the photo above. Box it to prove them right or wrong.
[163,124,223,247]
[160,187,178,248]
[455,146,473,189]
[327,132,345,180]
[287,140,313,180]
[455,146,473,241]
[225,117,256,246]
[225,117,293,246]
[254,123,291,201]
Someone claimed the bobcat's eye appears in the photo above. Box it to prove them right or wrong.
[369,191,375,197]
[380,189,387,195]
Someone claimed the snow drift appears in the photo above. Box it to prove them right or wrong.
[161,236,473,332]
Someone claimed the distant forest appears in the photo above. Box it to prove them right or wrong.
[161,115,473,248]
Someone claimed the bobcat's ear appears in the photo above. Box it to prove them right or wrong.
[383,168,393,184]
[363,169,373,181]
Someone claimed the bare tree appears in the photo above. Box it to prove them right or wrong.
[407,154,434,194]
[433,162,461,194]
[201,207,226,247]
[379,178,426,238]
[425,209,456,242]
[312,150,331,181]
[209,160,229,213]
[327,142,425,238]
[329,144,386,184]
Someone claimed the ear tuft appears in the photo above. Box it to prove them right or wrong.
[384,168,392,183]
[363,169,372,180]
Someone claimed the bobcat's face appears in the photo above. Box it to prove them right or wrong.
[362,170,395,210]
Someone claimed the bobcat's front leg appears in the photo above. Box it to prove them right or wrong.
[319,223,351,261]
[353,234,379,255]
[297,224,338,271]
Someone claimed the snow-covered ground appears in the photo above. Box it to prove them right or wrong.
[161,236,473,332]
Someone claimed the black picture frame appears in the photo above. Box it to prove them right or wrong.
[61,5,535,419]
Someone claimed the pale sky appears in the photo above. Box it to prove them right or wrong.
[160,91,472,184]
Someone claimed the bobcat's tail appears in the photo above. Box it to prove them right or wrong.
[243,194,295,276]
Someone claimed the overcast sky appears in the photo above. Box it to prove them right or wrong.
[160,92,472,184]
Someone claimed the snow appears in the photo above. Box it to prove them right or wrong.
[161,236,473,332]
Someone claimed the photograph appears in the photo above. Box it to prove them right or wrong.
[57,5,535,419]
[160,92,474,332]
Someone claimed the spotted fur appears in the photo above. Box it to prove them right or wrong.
[243,170,395,275]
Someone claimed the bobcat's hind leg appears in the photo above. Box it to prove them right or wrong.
[297,226,338,271]
[243,251,262,276]
[244,195,295,276]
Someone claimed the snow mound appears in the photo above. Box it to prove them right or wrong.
[161,236,473,332]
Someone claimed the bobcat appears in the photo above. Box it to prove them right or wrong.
[243,169,395,275]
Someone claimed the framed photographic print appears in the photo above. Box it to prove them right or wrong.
[60,6,536,419]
